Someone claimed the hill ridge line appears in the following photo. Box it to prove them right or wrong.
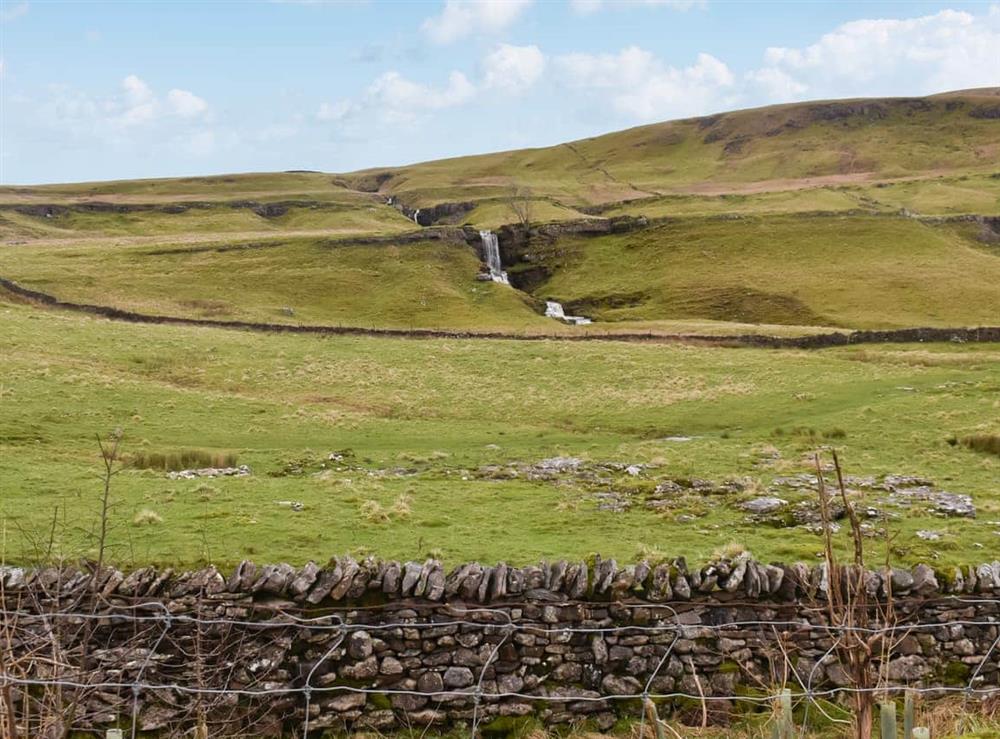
[3,276,998,349]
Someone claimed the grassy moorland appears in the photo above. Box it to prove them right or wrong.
[1,296,997,569]
[2,213,998,332]
[532,216,1000,328]
[347,90,1000,207]
[596,173,1000,219]
[0,171,347,204]
[0,236,553,331]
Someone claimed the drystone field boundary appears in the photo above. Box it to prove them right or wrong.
[2,276,999,349]
[3,557,1000,736]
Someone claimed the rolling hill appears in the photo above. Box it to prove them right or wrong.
[345,88,1000,208]
[1,89,998,333]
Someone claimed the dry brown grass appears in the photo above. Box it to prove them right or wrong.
[843,348,1000,368]
[962,433,1000,457]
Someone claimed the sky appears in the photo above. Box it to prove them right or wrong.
[1,0,998,185]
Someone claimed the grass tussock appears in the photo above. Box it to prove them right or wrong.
[711,541,750,562]
[391,494,413,519]
[360,500,391,524]
[772,427,847,440]
[133,508,163,526]
[960,433,1000,457]
[362,494,416,525]
[634,543,669,564]
[129,448,237,472]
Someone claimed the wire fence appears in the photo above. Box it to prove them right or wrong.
[2,597,1000,738]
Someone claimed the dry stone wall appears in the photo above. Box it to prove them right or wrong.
[3,275,998,349]
[3,556,1000,735]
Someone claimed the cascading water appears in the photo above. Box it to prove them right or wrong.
[545,300,591,326]
[479,230,509,285]
[545,301,566,319]
[412,209,421,225]
[473,231,590,324]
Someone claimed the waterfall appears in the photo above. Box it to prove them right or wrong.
[544,300,592,326]
[479,230,509,285]
[412,209,421,225]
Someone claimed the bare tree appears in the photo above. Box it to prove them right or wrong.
[504,184,534,230]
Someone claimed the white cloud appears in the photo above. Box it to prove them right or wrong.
[570,0,702,14]
[0,2,28,22]
[556,47,735,120]
[422,0,532,44]
[107,77,209,127]
[167,89,209,117]
[744,67,807,100]
[750,8,1000,102]
[123,74,153,104]
[317,99,358,122]
[317,65,481,129]
[367,70,476,122]
[550,6,1000,125]
[482,44,545,93]
[118,75,157,126]
[37,75,210,139]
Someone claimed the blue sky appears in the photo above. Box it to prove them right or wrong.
[2,0,998,184]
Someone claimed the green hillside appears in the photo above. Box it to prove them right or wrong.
[1,89,997,334]
[347,89,1000,208]
[531,216,1000,329]
[0,236,552,331]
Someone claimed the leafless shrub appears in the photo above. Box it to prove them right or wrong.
[814,450,903,739]
[505,184,534,229]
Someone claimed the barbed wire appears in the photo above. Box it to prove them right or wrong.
[2,599,999,739]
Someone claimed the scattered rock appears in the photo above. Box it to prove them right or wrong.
[741,497,788,514]
[536,457,582,473]
[168,464,251,480]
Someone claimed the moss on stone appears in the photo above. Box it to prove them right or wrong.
[478,715,540,738]
[368,691,392,710]
[942,660,972,685]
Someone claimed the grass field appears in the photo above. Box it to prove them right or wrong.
[1,89,998,574]
[1,296,997,569]
[3,213,998,332]
[0,236,556,330]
